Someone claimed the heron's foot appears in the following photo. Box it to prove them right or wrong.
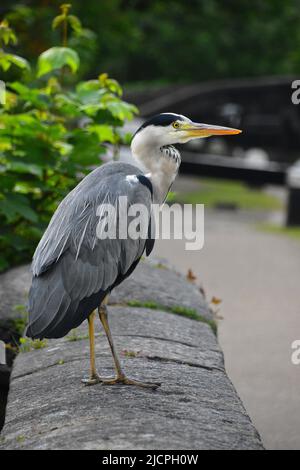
[81,373,103,386]
[101,374,161,390]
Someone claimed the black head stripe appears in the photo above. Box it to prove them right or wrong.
[134,113,184,136]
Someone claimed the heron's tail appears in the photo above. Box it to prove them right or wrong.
[26,267,73,339]
[26,266,106,340]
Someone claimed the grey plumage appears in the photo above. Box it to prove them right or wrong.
[23,112,244,396]
[27,162,154,339]
[27,113,240,342]
[26,113,241,389]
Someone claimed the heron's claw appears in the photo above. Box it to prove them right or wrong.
[81,373,103,386]
[101,375,161,390]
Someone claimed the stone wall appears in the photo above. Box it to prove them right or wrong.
[0,260,263,450]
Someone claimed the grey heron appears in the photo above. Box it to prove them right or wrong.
[26,113,241,389]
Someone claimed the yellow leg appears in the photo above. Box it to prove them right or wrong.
[98,296,161,390]
[81,310,102,385]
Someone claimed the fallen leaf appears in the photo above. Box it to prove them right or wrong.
[211,296,222,305]
[187,269,197,282]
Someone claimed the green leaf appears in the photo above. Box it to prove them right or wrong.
[9,82,48,108]
[54,93,81,116]
[52,15,65,30]
[105,100,138,121]
[0,53,11,71]
[53,141,73,156]
[87,124,116,143]
[0,51,30,72]
[98,74,123,97]
[0,194,38,223]
[76,80,106,104]
[6,160,43,177]
[0,137,13,151]
[70,130,104,165]
[37,47,80,77]
[6,54,30,70]
[68,15,82,34]
[0,20,17,46]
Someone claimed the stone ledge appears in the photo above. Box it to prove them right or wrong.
[0,259,263,450]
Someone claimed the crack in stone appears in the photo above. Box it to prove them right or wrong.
[11,331,222,381]
[12,350,222,380]
[63,332,222,355]
[145,355,223,372]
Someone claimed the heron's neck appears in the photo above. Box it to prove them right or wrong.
[131,142,181,204]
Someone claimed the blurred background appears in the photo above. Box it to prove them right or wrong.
[1,0,300,450]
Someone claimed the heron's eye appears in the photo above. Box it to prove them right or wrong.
[172,121,180,129]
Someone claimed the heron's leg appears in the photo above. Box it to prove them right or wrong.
[81,310,102,385]
[98,298,161,390]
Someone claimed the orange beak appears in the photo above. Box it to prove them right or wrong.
[184,122,242,137]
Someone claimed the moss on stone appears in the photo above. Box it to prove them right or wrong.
[126,300,217,334]
[19,337,47,353]
[66,330,89,342]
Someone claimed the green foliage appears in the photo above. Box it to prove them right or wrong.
[0,5,138,272]
[0,19,17,46]
[66,329,88,342]
[4,0,300,83]
[19,337,48,353]
[52,4,82,46]
[0,20,30,72]
[10,304,28,335]
[37,47,80,77]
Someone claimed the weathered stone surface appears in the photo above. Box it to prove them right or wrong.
[0,260,263,450]
[8,308,222,380]
[110,260,210,319]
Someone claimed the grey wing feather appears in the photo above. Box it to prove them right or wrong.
[27,162,153,339]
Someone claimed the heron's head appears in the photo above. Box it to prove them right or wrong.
[131,113,242,151]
